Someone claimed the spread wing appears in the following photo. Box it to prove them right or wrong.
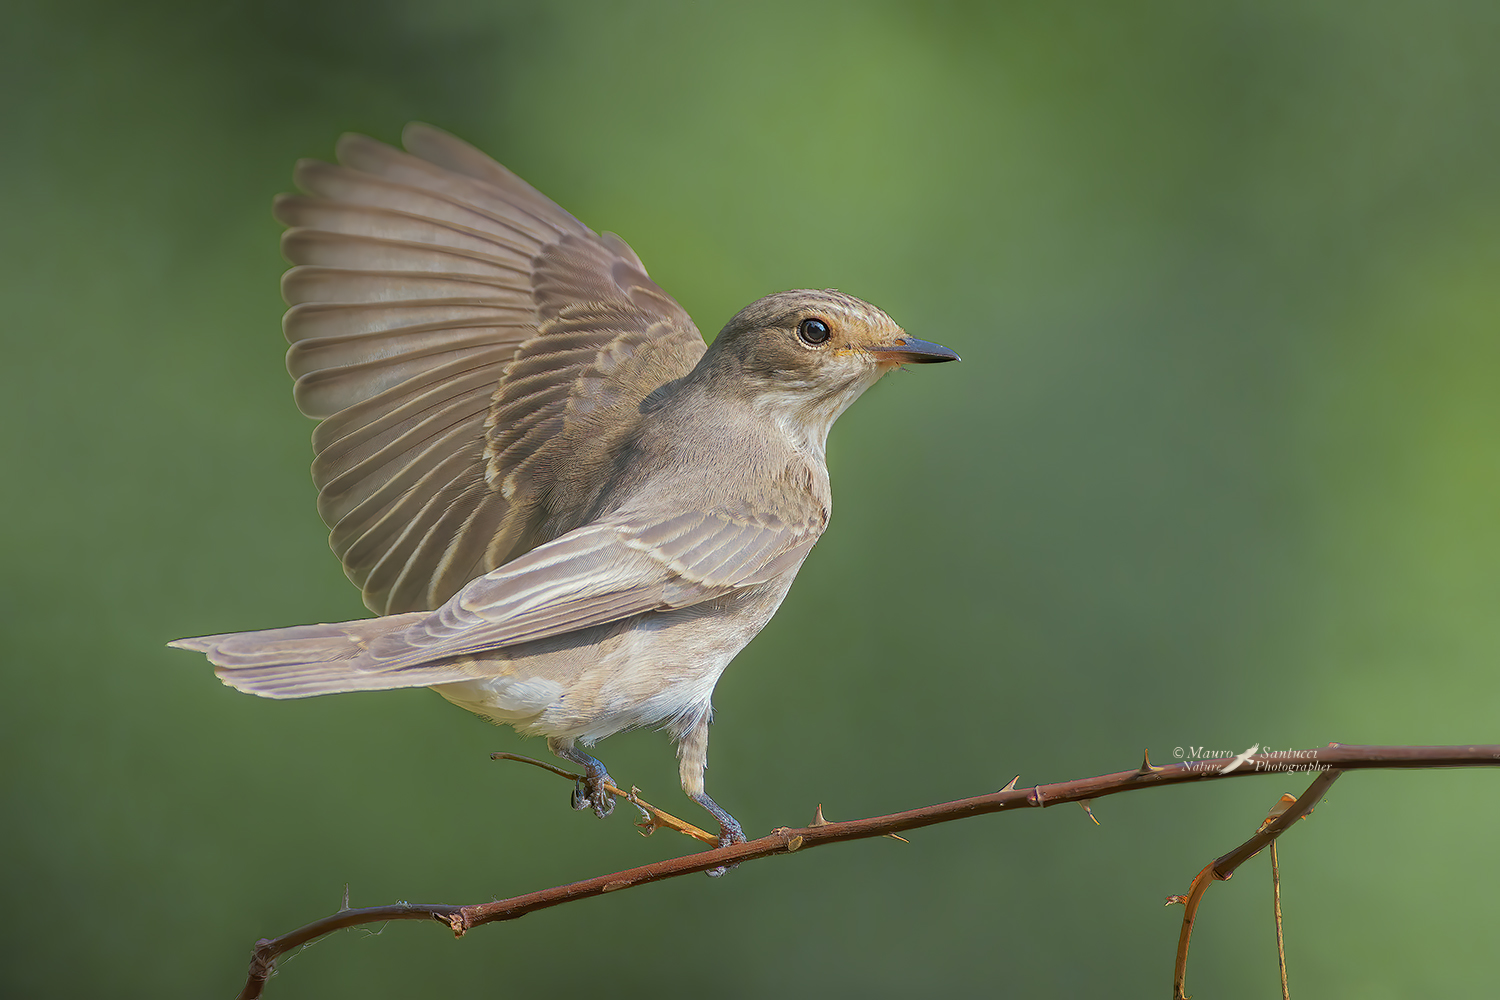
[273,123,707,616]
[356,510,820,671]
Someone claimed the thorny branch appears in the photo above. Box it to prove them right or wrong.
[234,743,1500,999]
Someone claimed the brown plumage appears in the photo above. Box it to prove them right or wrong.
[172,123,958,851]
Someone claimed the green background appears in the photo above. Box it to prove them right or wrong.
[4,2,1497,996]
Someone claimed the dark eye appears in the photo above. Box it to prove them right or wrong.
[797,317,831,346]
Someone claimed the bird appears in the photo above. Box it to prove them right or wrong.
[170,122,958,853]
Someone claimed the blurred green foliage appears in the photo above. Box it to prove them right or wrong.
[3,1,1497,996]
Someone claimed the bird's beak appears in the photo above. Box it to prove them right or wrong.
[868,335,961,365]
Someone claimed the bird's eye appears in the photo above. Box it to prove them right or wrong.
[797,317,832,346]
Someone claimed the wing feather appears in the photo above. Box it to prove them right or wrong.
[352,513,819,672]
[285,300,530,341]
[282,267,513,306]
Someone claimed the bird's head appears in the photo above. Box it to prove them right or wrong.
[698,289,959,450]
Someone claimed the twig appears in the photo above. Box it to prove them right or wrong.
[490,752,716,843]
[1169,770,1341,999]
[1273,838,1289,1000]
[234,743,1500,999]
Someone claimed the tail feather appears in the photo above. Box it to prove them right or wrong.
[169,614,488,699]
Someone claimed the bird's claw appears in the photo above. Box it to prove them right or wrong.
[717,818,746,848]
[705,818,747,877]
[571,775,615,819]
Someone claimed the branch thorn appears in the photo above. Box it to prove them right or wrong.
[1139,750,1167,774]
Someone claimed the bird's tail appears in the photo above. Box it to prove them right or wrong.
[169,614,482,699]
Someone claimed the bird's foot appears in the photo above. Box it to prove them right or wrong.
[550,741,618,820]
[715,814,746,849]
[694,793,747,877]
[570,771,616,819]
[705,825,747,875]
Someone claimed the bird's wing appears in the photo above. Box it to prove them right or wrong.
[357,510,820,670]
[273,123,707,615]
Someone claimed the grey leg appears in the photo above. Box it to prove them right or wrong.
[678,713,746,875]
[691,790,745,848]
[548,737,615,819]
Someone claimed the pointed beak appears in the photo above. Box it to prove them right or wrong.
[868,335,961,365]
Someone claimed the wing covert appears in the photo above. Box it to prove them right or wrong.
[356,510,820,671]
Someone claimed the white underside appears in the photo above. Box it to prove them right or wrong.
[429,575,795,745]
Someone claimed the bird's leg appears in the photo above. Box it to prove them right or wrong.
[692,791,745,848]
[547,737,615,819]
[678,714,745,875]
